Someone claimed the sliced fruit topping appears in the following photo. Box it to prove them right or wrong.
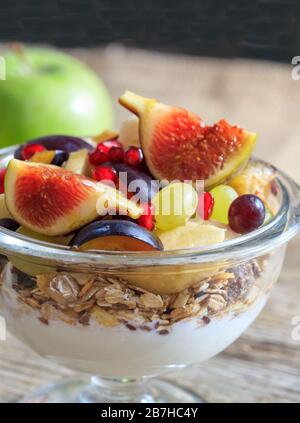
[156,221,225,250]
[228,162,275,196]
[17,226,73,245]
[0,193,12,219]
[29,149,69,167]
[29,149,56,164]
[152,182,198,230]
[209,185,238,225]
[0,168,6,194]
[92,166,118,184]
[51,151,69,167]
[119,91,257,187]
[124,146,143,167]
[63,149,92,176]
[197,191,214,220]
[0,218,20,231]
[228,194,265,234]
[10,226,73,277]
[14,135,93,160]
[119,116,140,147]
[228,161,276,213]
[21,143,46,160]
[71,220,163,252]
[5,159,107,236]
[95,184,143,219]
[113,162,159,203]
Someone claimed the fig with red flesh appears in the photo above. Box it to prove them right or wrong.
[14,135,93,160]
[4,160,143,236]
[71,220,163,252]
[119,91,257,188]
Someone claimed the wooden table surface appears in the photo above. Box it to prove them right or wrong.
[0,47,300,403]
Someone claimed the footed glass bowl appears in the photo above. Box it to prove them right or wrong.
[0,146,300,403]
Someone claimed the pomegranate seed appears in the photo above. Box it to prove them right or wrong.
[97,139,123,154]
[197,191,214,220]
[137,203,155,231]
[92,166,118,184]
[0,168,6,194]
[21,144,46,160]
[124,146,143,167]
[108,146,125,163]
[89,149,108,166]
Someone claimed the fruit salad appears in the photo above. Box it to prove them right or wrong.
[0,92,289,378]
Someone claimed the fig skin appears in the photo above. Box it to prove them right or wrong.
[14,135,93,160]
[71,220,163,252]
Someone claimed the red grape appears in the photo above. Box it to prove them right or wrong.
[228,194,265,234]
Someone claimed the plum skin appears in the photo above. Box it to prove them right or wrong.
[14,135,93,160]
[108,162,159,203]
[71,220,163,251]
[0,218,20,231]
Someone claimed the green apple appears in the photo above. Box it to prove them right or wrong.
[0,48,114,147]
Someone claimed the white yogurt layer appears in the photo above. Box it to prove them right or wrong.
[1,293,267,378]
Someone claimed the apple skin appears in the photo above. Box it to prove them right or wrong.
[0,48,114,147]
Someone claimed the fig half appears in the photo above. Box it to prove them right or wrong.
[119,91,257,188]
[4,160,143,236]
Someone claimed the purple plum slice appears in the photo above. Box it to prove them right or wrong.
[0,218,20,231]
[71,220,163,252]
[14,135,93,159]
[107,162,159,202]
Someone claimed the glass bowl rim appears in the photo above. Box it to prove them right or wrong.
[0,145,300,268]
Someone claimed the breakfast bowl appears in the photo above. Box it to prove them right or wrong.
[0,92,300,403]
[0,147,299,402]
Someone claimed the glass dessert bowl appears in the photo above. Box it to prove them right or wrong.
[0,92,300,403]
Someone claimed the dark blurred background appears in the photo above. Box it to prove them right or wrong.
[0,0,299,63]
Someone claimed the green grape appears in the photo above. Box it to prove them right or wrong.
[152,182,198,230]
[209,185,238,224]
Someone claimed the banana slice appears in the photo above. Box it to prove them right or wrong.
[156,221,225,250]
[63,149,92,176]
